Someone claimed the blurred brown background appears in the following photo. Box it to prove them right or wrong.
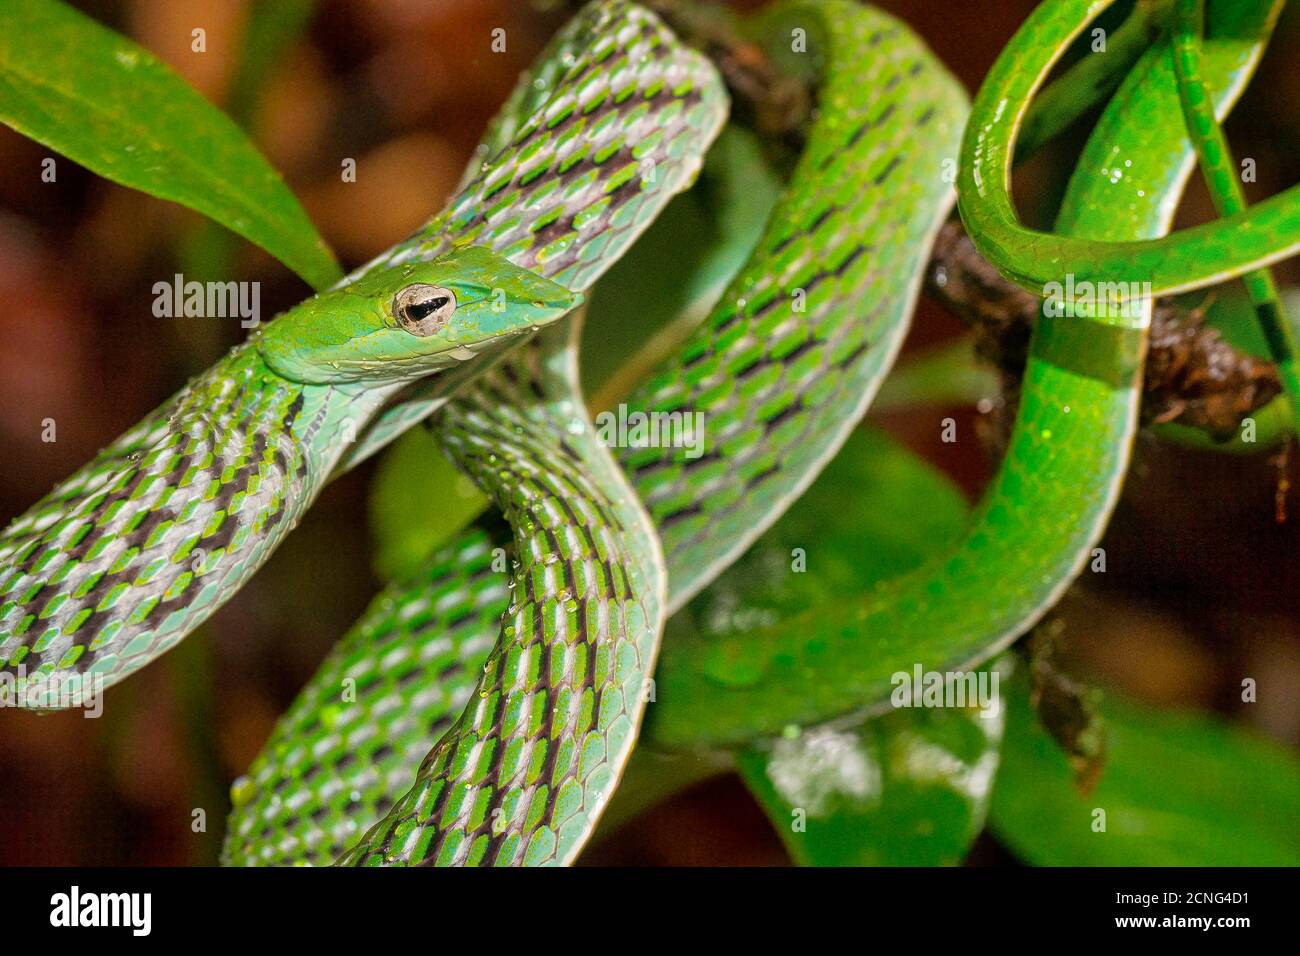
[0,0,1296,866]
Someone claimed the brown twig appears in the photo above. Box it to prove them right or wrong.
[1024,622,1107,795]
[927,221,1282,440]
[563,0,1283,439]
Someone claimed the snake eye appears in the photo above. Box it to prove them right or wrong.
[394,284,456,336]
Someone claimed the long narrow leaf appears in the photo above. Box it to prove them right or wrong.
[0,0,339,290]
[991,675,1300,866]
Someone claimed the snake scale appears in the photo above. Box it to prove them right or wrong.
[0,0,721,704]
[3,0,1296,865]
[222,0,965,866]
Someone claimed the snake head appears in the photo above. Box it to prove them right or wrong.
[255,244,580,385]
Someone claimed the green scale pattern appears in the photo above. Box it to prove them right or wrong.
[647,0,1294,748]
[225,528,509,863]
[0,0,721,706]
[334,0,733,474]
[619,0,968,606]
[224,0,726,865]
[223,0,967,864]
[341,324,666,866]
[0,346,343,701]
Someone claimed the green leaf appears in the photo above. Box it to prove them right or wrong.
[871,336,999,413]
[368,433,488,582]
[0,0,339,291]
[179,0,318,282]
[649,426,1000,865]
[738,657,1010,866]
[991,673,1300,866]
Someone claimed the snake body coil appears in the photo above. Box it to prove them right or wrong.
[224,0,967,865]
[1,0,1293,866]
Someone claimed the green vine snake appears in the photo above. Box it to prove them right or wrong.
[1,0,1295,865]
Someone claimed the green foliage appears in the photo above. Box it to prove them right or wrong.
[992,673,1300,866]
[739,661,1009,866]
[872,336,1000,413]
[368,439,489,582]
[658,424,998,865]
[0,0,338,290]
[177,0,318,288]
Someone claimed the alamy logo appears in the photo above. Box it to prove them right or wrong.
[1042,274,1152,320]
[50,886,151,936]
[890,665,1001,719]
[0,666,102,717]
[594,404,706,460]
[153,274,261,328]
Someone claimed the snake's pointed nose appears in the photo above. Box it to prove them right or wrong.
[537,289,583,321]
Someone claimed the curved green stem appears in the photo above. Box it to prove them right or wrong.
[1170,0,1300,418]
